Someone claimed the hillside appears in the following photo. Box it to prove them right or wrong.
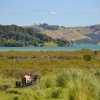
[25,23,100,44]
[0,25,70,47]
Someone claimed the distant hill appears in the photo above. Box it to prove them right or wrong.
[0,24,70,47]
[24,23,100,44]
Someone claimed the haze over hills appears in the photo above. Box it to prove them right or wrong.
[24,23,100,44]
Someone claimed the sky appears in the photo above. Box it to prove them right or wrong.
[0,0,100,27]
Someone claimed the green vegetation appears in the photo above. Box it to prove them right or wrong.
[0,24,70,47]
[0,49,100,76]
[44,41,58,46]
[39,23,60,30]
[0,49,100,100]
[0,68,100,100]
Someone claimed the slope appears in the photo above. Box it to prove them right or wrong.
[25,24,100,44]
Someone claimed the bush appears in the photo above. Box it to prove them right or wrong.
[94,51,97,55]
[84,54,91,61]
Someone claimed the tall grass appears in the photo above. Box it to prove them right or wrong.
[1,68,99,100]
[55,68,100,100]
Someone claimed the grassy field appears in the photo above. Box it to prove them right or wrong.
[44,41,58,46]
[0,49,100,100]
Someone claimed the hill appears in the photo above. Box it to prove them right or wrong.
[0,24,70,47]
[25,23,100,44]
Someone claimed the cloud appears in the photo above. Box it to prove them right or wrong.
[32,10,58,15]
[0,12,9,15]
[32,10,49,12]
[66,12,73,14]
[88,10,100,14]
[51,12,58,15]
[0,12,24,15]
[78,10,100,14]
[78,12,87,14]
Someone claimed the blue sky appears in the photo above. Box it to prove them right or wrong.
[0,0,100,27]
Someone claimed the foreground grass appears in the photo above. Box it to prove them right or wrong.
[0,50,100,99]
[0,68,100,100]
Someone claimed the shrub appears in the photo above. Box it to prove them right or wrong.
[84,54,91,61]
[94,51,97,55]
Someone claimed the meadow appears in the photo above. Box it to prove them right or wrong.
[0,49,100,100]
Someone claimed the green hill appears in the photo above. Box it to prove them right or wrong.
[0,24,70,47]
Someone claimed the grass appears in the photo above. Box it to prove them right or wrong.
[0,68,100,100]
[31,24,100,41]
[0,50,100,99]
[44,41,58,46]
[0,49,100,77]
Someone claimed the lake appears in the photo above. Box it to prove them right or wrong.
[0,44,100,51]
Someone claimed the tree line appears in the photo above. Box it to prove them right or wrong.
[0,24,70,47]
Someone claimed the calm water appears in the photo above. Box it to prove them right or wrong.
[0,44,100,51]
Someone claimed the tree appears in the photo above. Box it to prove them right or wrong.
[0,24,70,47]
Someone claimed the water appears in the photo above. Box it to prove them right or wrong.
[0,44,100,51]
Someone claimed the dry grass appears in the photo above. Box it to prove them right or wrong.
[27,24,100,41]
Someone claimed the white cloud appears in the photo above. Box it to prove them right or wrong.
[88,10,100,14]
[32,10,49,12]
[51,12,58,15]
